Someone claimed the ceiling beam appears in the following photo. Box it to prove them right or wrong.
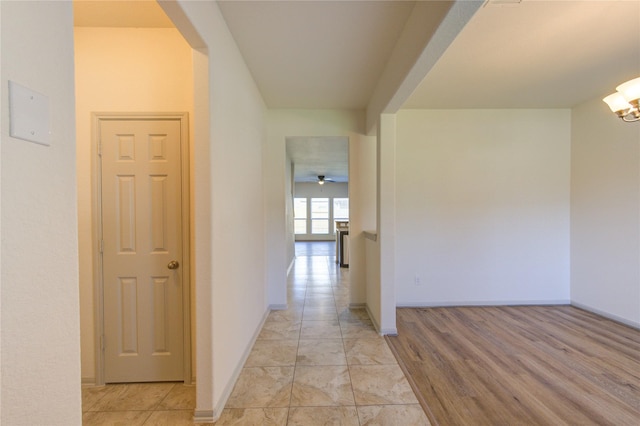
[365,0,482,133]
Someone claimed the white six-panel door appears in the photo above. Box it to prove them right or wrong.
[100,118,184,383]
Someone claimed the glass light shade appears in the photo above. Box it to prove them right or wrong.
[616,77,640,103]
[603,92,632,113]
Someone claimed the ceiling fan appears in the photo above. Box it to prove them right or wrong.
[317,175,335,185]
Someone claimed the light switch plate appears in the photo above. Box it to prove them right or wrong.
[8,80,51,146]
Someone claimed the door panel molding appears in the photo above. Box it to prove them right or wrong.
[92,112,191,385]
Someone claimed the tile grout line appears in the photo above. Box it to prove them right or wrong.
[287,271,307,422]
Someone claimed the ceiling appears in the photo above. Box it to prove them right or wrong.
[217,0,417,109]
[74,0,640,182]
[286,137,349,183]
[74,0,174,27]
[403,0,640,109]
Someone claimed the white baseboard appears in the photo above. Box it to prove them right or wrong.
[365,304,380,334]
[211,307,271,421]
[571,302,640,330]
[193,410,214,423]
[364,304,398,336]
[269,304,288,311]
[396,299,571,308]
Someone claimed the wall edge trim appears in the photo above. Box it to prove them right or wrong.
[396,299,571,308]
[193,410,214,423]
[211,306,271,419]
[571,301,640,330]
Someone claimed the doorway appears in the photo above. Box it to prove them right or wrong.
[74,10,197,385]
[286,136,350,241]
[95,113,191,383]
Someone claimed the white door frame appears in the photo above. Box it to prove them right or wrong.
[92,112,192,385]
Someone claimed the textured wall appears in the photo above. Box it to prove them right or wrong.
[1,1,81,424]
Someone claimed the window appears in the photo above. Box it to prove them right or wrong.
[294,195,349,237]
[294,198,307,234]
[311,198,329,234]
[333,198,349,233]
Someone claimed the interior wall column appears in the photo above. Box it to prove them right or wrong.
[377,114,397,335]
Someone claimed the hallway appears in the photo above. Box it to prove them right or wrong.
[216,242,428,424]
[82,242,428,425]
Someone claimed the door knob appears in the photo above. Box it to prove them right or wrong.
[167,260,180,270]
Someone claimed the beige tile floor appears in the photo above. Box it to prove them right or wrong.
[82,382,200,425]
[82,244,430,425]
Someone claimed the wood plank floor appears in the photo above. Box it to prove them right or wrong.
[386,306,640,426]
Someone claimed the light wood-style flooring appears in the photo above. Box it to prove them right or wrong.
[386,305,640,426]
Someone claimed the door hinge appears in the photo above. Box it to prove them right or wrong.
[100,335,105,351]
[98,140,102,157]
[99,239,104,253]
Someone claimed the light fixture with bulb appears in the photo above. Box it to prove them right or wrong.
[603,76,640,122]
[317,175,335,185]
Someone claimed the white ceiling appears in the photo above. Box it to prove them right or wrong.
[74,0,640,181]
[217,0,417,109]
[286,137,349,183]
[403,0,640,109]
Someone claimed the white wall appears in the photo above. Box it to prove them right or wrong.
[352,127,377,306]
[266,110,373,308]
[74,27,194,383]
[365,236,381,328]
[350,133,378,306]
[352,136,377,233]
[171,1,268,420]
[571,97,640,327]
[0,1,3,415]
[395,109,571,306]
[1,1,81,424]
[295,182,349,198]
[377,114,398,333]
[284,153,295,276]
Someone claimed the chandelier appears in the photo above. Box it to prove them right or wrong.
[603,77,640,122]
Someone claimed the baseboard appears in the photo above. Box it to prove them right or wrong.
[396,299,571,308]
[571,302,640,330]
[349,302,366,309]
[365,304,380,334]
[211,307,271,421]
[81,377,97,386]
[269,303,288,311]
[364,304,398,336]
[193,410,214,423]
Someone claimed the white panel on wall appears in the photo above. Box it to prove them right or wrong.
[8,80,51,146]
